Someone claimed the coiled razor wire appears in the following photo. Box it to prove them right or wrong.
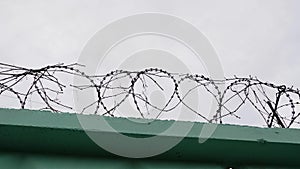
[1,62,300,128]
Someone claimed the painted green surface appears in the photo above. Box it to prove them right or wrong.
[0,152,224,169]
[0,108,300,168]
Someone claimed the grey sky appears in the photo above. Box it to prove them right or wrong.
[0,0,300,126]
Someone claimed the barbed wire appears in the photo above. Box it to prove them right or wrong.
[1,62,300,128]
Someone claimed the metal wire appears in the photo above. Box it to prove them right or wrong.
[1,62,300,128]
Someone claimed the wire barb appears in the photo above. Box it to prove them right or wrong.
[1,62,300,128]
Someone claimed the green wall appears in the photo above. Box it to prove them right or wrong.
[0,108,299,169]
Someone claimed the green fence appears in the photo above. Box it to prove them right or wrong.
[0,108,299,169]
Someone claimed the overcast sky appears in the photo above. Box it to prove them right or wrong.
[1,0,300,126]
